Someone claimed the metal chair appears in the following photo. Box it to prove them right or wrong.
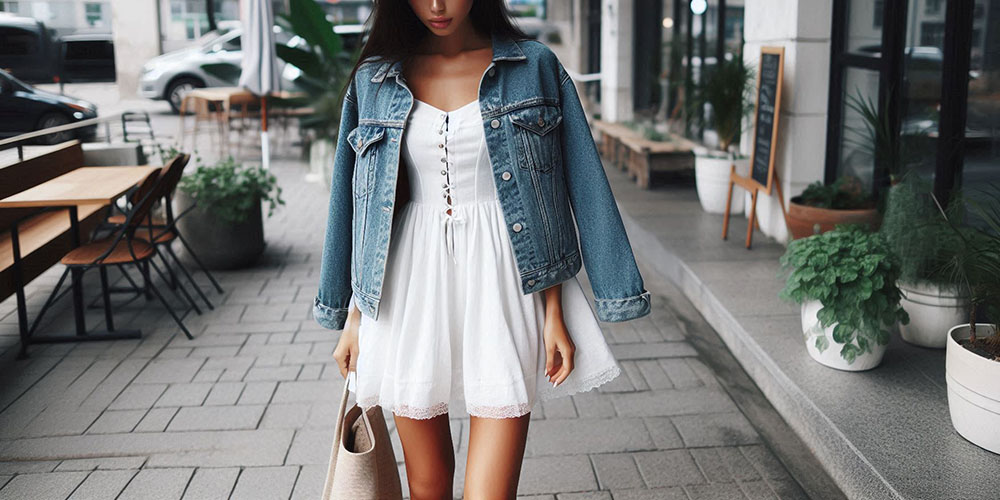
[28,156,196,340]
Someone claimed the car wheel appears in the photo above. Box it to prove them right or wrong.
[166,77,205,114]
[36,112,74,145]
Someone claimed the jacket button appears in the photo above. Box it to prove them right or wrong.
[501,171,511,181]
[490,119,500,129]
[527,279,536,286]
[537,117,545,127]
[512,222,522,232]
[488,68,496,77]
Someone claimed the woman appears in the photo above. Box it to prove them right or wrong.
[314,0,651,497]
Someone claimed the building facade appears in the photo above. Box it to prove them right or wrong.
[551,0,999,243]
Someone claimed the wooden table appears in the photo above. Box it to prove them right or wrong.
[0,166,161,345]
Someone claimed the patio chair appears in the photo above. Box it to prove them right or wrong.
[100,152,225,311]
[27,158,195,340]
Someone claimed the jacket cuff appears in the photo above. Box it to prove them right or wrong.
[594,290,652,322]
[313,296,349,330]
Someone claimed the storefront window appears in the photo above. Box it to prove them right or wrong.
[959,0,1000,194]
[846,0,883,54]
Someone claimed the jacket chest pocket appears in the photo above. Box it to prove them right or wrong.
[347,125,387,198]
[510,104,563,173]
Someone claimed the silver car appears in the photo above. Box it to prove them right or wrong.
[138,26,294,113]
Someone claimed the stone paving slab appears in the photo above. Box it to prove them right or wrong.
[0,102,811,499]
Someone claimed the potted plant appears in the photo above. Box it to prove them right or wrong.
[787,175,880,239]
[938,186,1000,454]
[273,0,356,188]
[880,172,968,348]
[687,55,755,214]
[787,90,895,239]
[779,224,909,371]
[174,155,285,270]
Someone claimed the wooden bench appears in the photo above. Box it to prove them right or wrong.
[593,120,697,189]
[0,141,109,336]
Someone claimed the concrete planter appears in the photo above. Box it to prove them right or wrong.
[173,189,265,270]
[694,151,748,215]
[787,197,880,240]
[801,299,887,371]
[308,137,336,190]
[899,281,967,349]
[946,324,1000,454]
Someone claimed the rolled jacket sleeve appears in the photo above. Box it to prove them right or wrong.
[556,60,651,322]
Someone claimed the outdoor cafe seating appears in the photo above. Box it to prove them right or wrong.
[0,141,224,357]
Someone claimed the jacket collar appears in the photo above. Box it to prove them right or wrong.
[370,31,527,83]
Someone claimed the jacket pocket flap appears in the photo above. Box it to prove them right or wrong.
[347,125,386,156]
[510,105,563,136]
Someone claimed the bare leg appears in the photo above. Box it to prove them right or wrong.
[394,412,455,500]
[463,413,531,499]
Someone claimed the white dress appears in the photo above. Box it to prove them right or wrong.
[349,96,622,419]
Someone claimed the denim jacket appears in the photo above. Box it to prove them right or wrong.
[313,32,651,330]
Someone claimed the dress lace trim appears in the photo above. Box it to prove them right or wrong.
[354,363,622,420]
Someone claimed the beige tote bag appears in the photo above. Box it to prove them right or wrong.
[321,371,403,500]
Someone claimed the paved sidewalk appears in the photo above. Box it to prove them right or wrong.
[0,140,810,499]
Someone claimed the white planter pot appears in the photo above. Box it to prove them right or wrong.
[308,137,336,189]
[899,281,967,349]
[694,153,749,215]
[946,324,1000,454]
[801,300,887,371]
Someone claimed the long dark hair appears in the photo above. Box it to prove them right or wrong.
[340,0,531,99]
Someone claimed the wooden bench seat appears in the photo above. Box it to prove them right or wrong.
[592,120,697,188]
[0,140,108,305]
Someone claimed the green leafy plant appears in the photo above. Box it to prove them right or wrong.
[937,184,1000,356]
[273,0,357,139]
[880,172,967,286]
[780,224,909,364]
[797,176,875,210]
[686,55,756,152]
[177,156,285,224]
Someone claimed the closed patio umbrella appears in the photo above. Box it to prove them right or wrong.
[238,0,281,169]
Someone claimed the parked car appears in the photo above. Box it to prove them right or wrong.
[0,13,59,84]
[0,68,98,144]
[139,23,366,114]
[58,32,116,83]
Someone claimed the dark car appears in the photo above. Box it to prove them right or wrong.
[0,68,98,144]
[0,13,59,83]
[59,33,116,83]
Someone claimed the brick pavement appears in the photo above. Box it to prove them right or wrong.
[0,109,809,499]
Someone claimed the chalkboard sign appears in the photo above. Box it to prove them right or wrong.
[749,47,784,194]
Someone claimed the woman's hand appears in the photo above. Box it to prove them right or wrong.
[333,305,361,378]
[542,284,575,387]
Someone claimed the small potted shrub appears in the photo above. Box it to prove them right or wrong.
[687,55,755,214]
[174,155,285,269]
[939,186,1000,454]
[787,175,880,239]
[880,172,968,348]
[779,224,909,371]
[788,90,901,239]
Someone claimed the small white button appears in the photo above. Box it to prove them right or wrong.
[490,119,500,128]
[438,129,444,134]
[441,169,447,175]
[527,279,536,286]
[440,157,447,163]
[501,171,511,180]
[512,222,522,232]
[488,68,496,77]
[442,182,448,188]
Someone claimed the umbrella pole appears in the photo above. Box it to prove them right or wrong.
[261,95,270,170]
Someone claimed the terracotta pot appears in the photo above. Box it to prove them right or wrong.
[787,197,881,240]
